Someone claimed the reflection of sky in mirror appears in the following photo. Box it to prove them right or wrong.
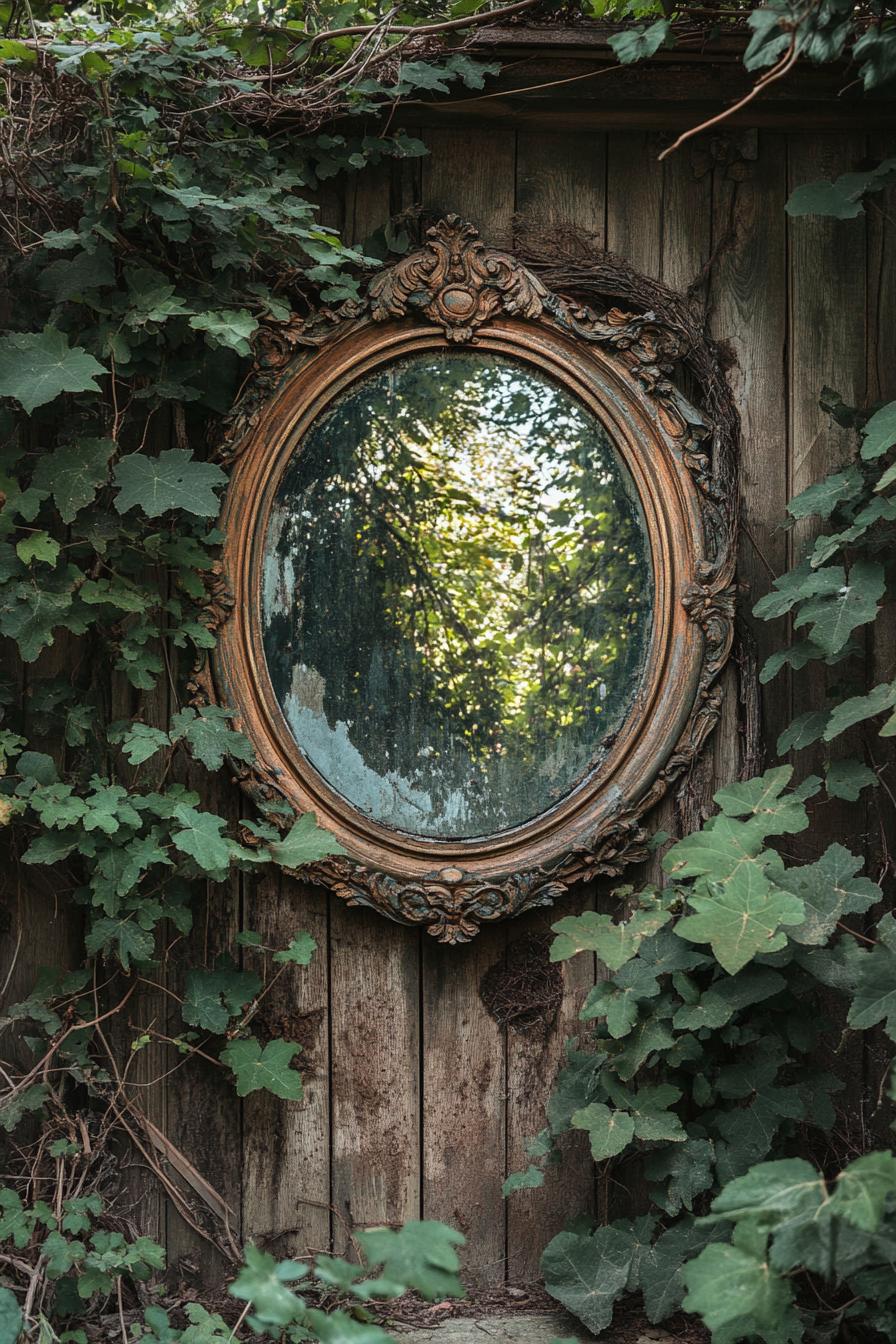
[262,351,654,839]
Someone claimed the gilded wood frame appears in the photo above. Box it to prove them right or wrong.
[197,217,736,942]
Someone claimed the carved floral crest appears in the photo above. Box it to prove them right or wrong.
[203,217,737,944]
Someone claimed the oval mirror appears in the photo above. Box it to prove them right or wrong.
[260,350,653,840]
[209,216,731,941]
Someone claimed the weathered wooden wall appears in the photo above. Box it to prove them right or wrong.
[5,62,894,1289]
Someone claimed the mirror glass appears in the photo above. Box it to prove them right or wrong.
[261,351,653,839]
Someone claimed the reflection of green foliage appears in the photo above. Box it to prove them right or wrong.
[265,352,652,836]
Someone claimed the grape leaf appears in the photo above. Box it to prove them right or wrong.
[551,906,670,970]
[676,866,805,975]
[113,448,226,518]
[267,812,346,869]
[861,398,896,460]
[220,1038,303,1099]
[0,328,107,413]
[356,1221,465,1300]
[571,1103,635,1160]
[272,932,317,966]
[31,436,114,522]
[182,966,261,1033]
[541,1226,633,1335]
[828,1151,896,1231]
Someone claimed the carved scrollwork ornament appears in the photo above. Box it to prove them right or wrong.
[199,216,738,944]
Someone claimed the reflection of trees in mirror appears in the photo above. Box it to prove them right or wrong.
[262,352,653,839]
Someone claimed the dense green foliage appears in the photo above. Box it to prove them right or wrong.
[512,378,896,1341]
[1,0,895,1340]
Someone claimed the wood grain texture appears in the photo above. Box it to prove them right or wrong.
[787,132,868,848]
[421,127,516,246]
[241,875,331,1259]
[516,131,606,247]
[330,906,421,1249]
[710,134,789,768]
[421,930,506,1284]
[787,133,869,1133]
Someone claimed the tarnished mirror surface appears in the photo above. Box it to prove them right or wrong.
[261,351,653,839]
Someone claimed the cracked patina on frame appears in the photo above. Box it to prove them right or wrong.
[194,216,736,944]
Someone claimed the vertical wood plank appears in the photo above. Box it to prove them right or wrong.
[710,134,789,770]
[328,160,422,1253]
[422,933,506,1284]
[330,907,421,1249]
[605,133,664,280]
[504,130,605,1282]
[516,131,606,247]
[241,875,331,1259]
[787,132,868,835]
[418,127,516,1284]
[421,128,516,245]
[787,132,868,1126]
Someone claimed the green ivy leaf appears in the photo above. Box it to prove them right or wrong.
[31,437,115,523]
[541,1226,633,1335]
[189,309,259,355]
[502,1165,545,1196]
[16,531,60,566]
[861,399,896,460]
[682,1241,799,1340]
[114,721,171,765]
[777,709,830,754]
[794,559,885,654]
[607,18,672,63]
[84,916,155,969]
[787,465,863,519]
[828,1151,896,1231]
[169,706,254,771]
[0,1287,23,1344]
[42,1229,86,1277]
[571,1103,635,1160]
[229,1245,307,1325]
[824,758,878,801]
[779,843,880,946]
[676,868,805,975]
[846,913,896,1041]
[170,804,235,878]
[272,932,317,966]
[220,1038,303,1099]
[551,905,670,970]
[0,328,107,414]
[182,965,261,1034]
[356,1222,465,1301]
[113,448,226,518]
[266,811,346,869]
[824,682,896,740]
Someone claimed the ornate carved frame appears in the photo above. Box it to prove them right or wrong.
[198,217,736,943]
